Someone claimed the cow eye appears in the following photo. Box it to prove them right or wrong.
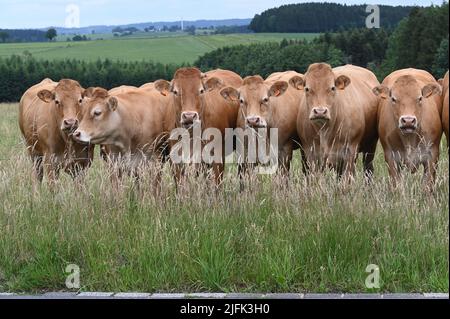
[94,110,102,117]
[418,96,423,103]
[331,86,336,92]
[391,97,397,103]
[305,87,310,93]
[240,98,244,104]
[200,88,205,94]
[79,98,83,104]
[262,97,269,103]
[55,100,60,105]
[172,89,178,96]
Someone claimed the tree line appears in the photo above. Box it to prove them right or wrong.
[0,56,180,102]
[0,29,47,43]
[249,3,414,33]
[198,3,449,80]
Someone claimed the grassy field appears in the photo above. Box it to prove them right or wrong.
[0,102,448,294]
[0,33,318,65]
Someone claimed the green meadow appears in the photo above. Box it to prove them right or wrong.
[0,103,448,293]
[0,33,318,64]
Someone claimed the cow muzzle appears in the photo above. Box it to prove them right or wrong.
[180,111,199,129]
[246,116,267,129]
[61,118,79,132]
[399,116,418,133]
[310,107,330,122]
[72,130,91,144]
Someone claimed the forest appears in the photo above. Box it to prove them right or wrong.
[249,3,415,33]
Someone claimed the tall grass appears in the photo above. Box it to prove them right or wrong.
[0,103,448,293]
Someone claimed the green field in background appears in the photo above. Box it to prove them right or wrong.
[0,33,318,64]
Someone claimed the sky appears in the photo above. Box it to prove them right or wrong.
[0,0,441,29]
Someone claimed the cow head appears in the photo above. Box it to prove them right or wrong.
[289,63,350,127]
[37,79,85,133]
[154,67,222,129]
[72,87,119,145]
[373,75,441,134]
[219,75,288,129]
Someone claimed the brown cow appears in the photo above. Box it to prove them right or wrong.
[442,71,449,148]
[140,82,155,91]
[289,63,380,180]
[19,78,94,184]
[219,71,302,183]
[373,68,442,188]
[108,85,139,95]
[154,68,242,185]
[73,87,176,188]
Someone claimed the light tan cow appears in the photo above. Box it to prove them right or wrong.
[442,71,449,147]
[154,68,242,186]
[219,71,302,183]
[373,68,442,188]
[140,82,155,91]
[19,78,94,184]
[108,85,139,95]
[289,63,380,179]
[73,87,176,188]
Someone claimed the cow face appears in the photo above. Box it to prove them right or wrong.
[219,76,288,129]
[154,67,222,129]
[37,79,85,133]
[373,75,441,134]
[289,63,350,126]
[73,88,119,145]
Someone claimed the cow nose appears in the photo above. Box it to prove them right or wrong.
[64,118,78,128]
[181,111,199,123]
[313,107,328,116]
[73,131,81,139]
[246,116,261,127]
[400,116,417,127]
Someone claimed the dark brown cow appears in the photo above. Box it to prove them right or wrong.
[289,63,380,180]
[19,79,94,184]
[154,68,242,185]
[373,68,442,188]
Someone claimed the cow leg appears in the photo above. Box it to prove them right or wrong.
[362,141,377,182]
[32,155,44,183]
[423,146,439,192]
[299,147,310,176]
[238,163,248,192]
[212,162,224,187]
[385,151,400,188]
[43,153,60,189]
[339,146,356,183]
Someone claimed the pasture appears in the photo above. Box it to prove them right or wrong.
[0,33,318,64]
[0,102,448,293]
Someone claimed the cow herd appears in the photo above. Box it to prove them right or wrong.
[18,63,449,191]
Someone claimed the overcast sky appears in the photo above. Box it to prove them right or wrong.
[0,0,441,29]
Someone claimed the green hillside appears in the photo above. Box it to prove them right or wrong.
[0,33,318,64]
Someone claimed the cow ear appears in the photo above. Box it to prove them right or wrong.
[335,75,351,90]
[437,78,444,87]
[422,83,442,98]
[107,97,118,111]
[268,81,288,98]
[372,85,389,99]
[289,76,305,91]
[37,89,55,103]
[154,80,171,96]
[82,87,96,98]
[220,87,239,102]
[204,77,222,92]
